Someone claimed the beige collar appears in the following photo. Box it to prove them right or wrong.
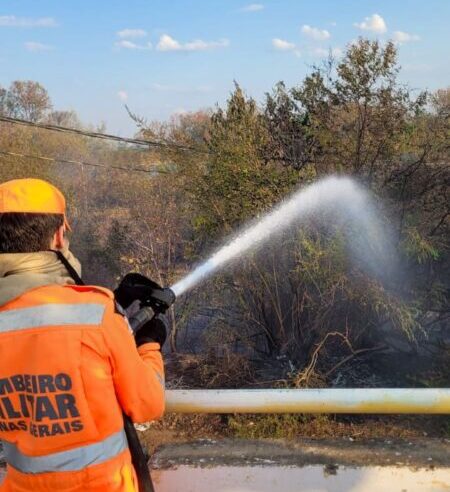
[0,246,82,306]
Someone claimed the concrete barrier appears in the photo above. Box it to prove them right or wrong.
[150,438,450,492]
[152,465,450,492]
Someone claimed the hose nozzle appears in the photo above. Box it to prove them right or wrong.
[115,272,176,314]
[147,286,176,314]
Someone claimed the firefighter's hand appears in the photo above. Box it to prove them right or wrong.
[135,316,167,348]
[114,272,161,309]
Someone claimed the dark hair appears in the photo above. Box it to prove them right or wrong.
[0,213,64,253]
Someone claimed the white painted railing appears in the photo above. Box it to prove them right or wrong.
[165,388,450,414]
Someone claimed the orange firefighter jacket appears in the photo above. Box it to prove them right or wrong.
[0,284,165,492]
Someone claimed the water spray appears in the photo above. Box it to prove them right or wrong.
[170,175,385,298]
[119,175,390,327]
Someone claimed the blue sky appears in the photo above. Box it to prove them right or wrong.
[1,1,449,135]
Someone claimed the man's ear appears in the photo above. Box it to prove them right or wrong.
[51,224,66,250]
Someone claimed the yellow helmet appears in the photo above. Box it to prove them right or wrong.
[0,178,71,230]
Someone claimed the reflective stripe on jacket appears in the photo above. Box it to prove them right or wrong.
[0,284,165,492]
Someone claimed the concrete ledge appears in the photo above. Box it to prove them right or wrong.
[151,438,450,469]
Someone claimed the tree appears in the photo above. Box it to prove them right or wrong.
[289,40,427,181]
[0,81,92,203]
[47,110,81,128]
[2,80,52,122]
[188,83,298,240]
[0,81,54,181]
[264,81,315,169]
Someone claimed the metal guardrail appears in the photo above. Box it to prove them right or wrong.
[165,388,450,414]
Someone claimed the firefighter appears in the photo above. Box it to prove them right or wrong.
[0,178,165,491]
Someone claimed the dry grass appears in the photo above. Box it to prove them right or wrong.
[139,413,450,455]
[165,351,256,389]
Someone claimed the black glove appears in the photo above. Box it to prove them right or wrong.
[135,316,167,348]
[114,272,175,314]
[114,273,163,309]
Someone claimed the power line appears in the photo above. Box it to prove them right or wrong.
[0,115,207,154]
[0,150,169,175]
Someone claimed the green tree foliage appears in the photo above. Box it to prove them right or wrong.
[188,83,298,240]
[264,82,316,168]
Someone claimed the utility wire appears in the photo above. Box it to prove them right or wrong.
[0,115,207,154]
[0,150,169,175]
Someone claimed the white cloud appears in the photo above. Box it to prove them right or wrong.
[116,40,139,49]
[392,31,420,44]
[354,14,387,34]
[117,90,128,102]
[0,15,57,27]
[115,40,152,50]
[156,35,180,51]
[156,34,229,52]
[272,38,300,57]
[301,25,330,41]
[185,39,229,51]
[117,28,147,39]
[272,38,295,51]
[241,3,264,12]
[24,41,53,52]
